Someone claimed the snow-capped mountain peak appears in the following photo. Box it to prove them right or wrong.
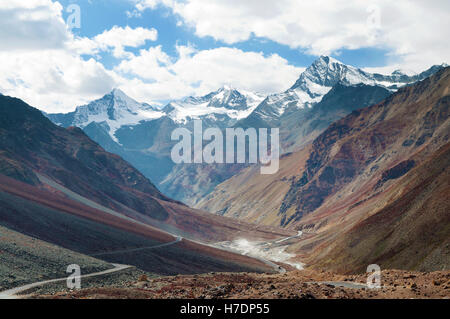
[64,89,164,143]
[72,89,161,124]
[292,55,373,91]
[207,86,264,110]
[251,56,448,120]
[163,87,265,124]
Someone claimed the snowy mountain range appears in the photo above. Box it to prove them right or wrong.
[45,56,447,204]
[48,56,446,143]
[162,86,264,125]
[48,86,264,143]
[250,56,448,122]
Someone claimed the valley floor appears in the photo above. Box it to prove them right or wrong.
[27,268,450,299]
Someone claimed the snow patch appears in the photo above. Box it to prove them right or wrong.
[218,238,304,270]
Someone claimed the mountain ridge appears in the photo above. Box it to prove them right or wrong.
[197,67,450,273]
[44,57,447,204]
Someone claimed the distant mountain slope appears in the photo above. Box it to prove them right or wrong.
[46,87,265,203]
[196,146,312,223]
[199,67,450,273]
[0,94,299,281]
[280,67,449,225]
[245,56,446,126]
[47,89,165,142]
[203,68,450,235]
[308,142,450,273]
[45,57,447,205]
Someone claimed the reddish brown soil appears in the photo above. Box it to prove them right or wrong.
[0,174,275,273]
[37,269,450,299]
[0,174,174,243]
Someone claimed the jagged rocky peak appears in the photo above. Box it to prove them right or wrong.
[206,85,252,110]
[291,55,367,91]
[161,85,265,124]
[73,89,137,124]
[106,88,144,112]
[67,88,164,137]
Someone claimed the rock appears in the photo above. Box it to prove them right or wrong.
[134,282,148,289]
[409,283,417,290]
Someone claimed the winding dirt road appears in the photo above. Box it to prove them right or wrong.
[90,236,183,257]
[0,175,302,299]
[0,264,132,299]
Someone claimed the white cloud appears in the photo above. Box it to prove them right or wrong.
[4,0,447,114]
[70,26,158,58]
[115,45,304,103]
[0,0,68,51]
[135,0,450,72]
[0,1,161,112]
[0,49,117,113]
[134,0,174,12]
[0,0,119,112]
[0,0,302,112]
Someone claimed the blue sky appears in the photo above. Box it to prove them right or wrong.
[0,0,448,112]
[60,0,390,69]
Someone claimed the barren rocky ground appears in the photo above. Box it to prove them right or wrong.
[0,225,112,291]
[34,269,450,299]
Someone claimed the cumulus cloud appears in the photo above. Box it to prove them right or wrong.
[0,0,122,113]
[0,0,68,51]
[0,50,117,113]
[71,26,158,58]
[135,0,450,71]
[4,0,447,113]
[0,1,160,112]
[115,45,304,102]
[1,0,303,112]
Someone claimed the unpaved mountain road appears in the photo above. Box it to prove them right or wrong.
[1,175,302,297]
[0,237,185,299]
[37,174,291,274]
[274,231,303,244]
[90,236,183,257]
[0,264,132,299]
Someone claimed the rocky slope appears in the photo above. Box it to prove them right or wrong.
[157,59,440,204]
[0,225,112,291]
[280,67,449,226]
[45,57,446,205]
[35,269,450,299]
[1,94,303,289]
[242,56,446,129]
[199,67,450,273]
[1,94,291,241]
